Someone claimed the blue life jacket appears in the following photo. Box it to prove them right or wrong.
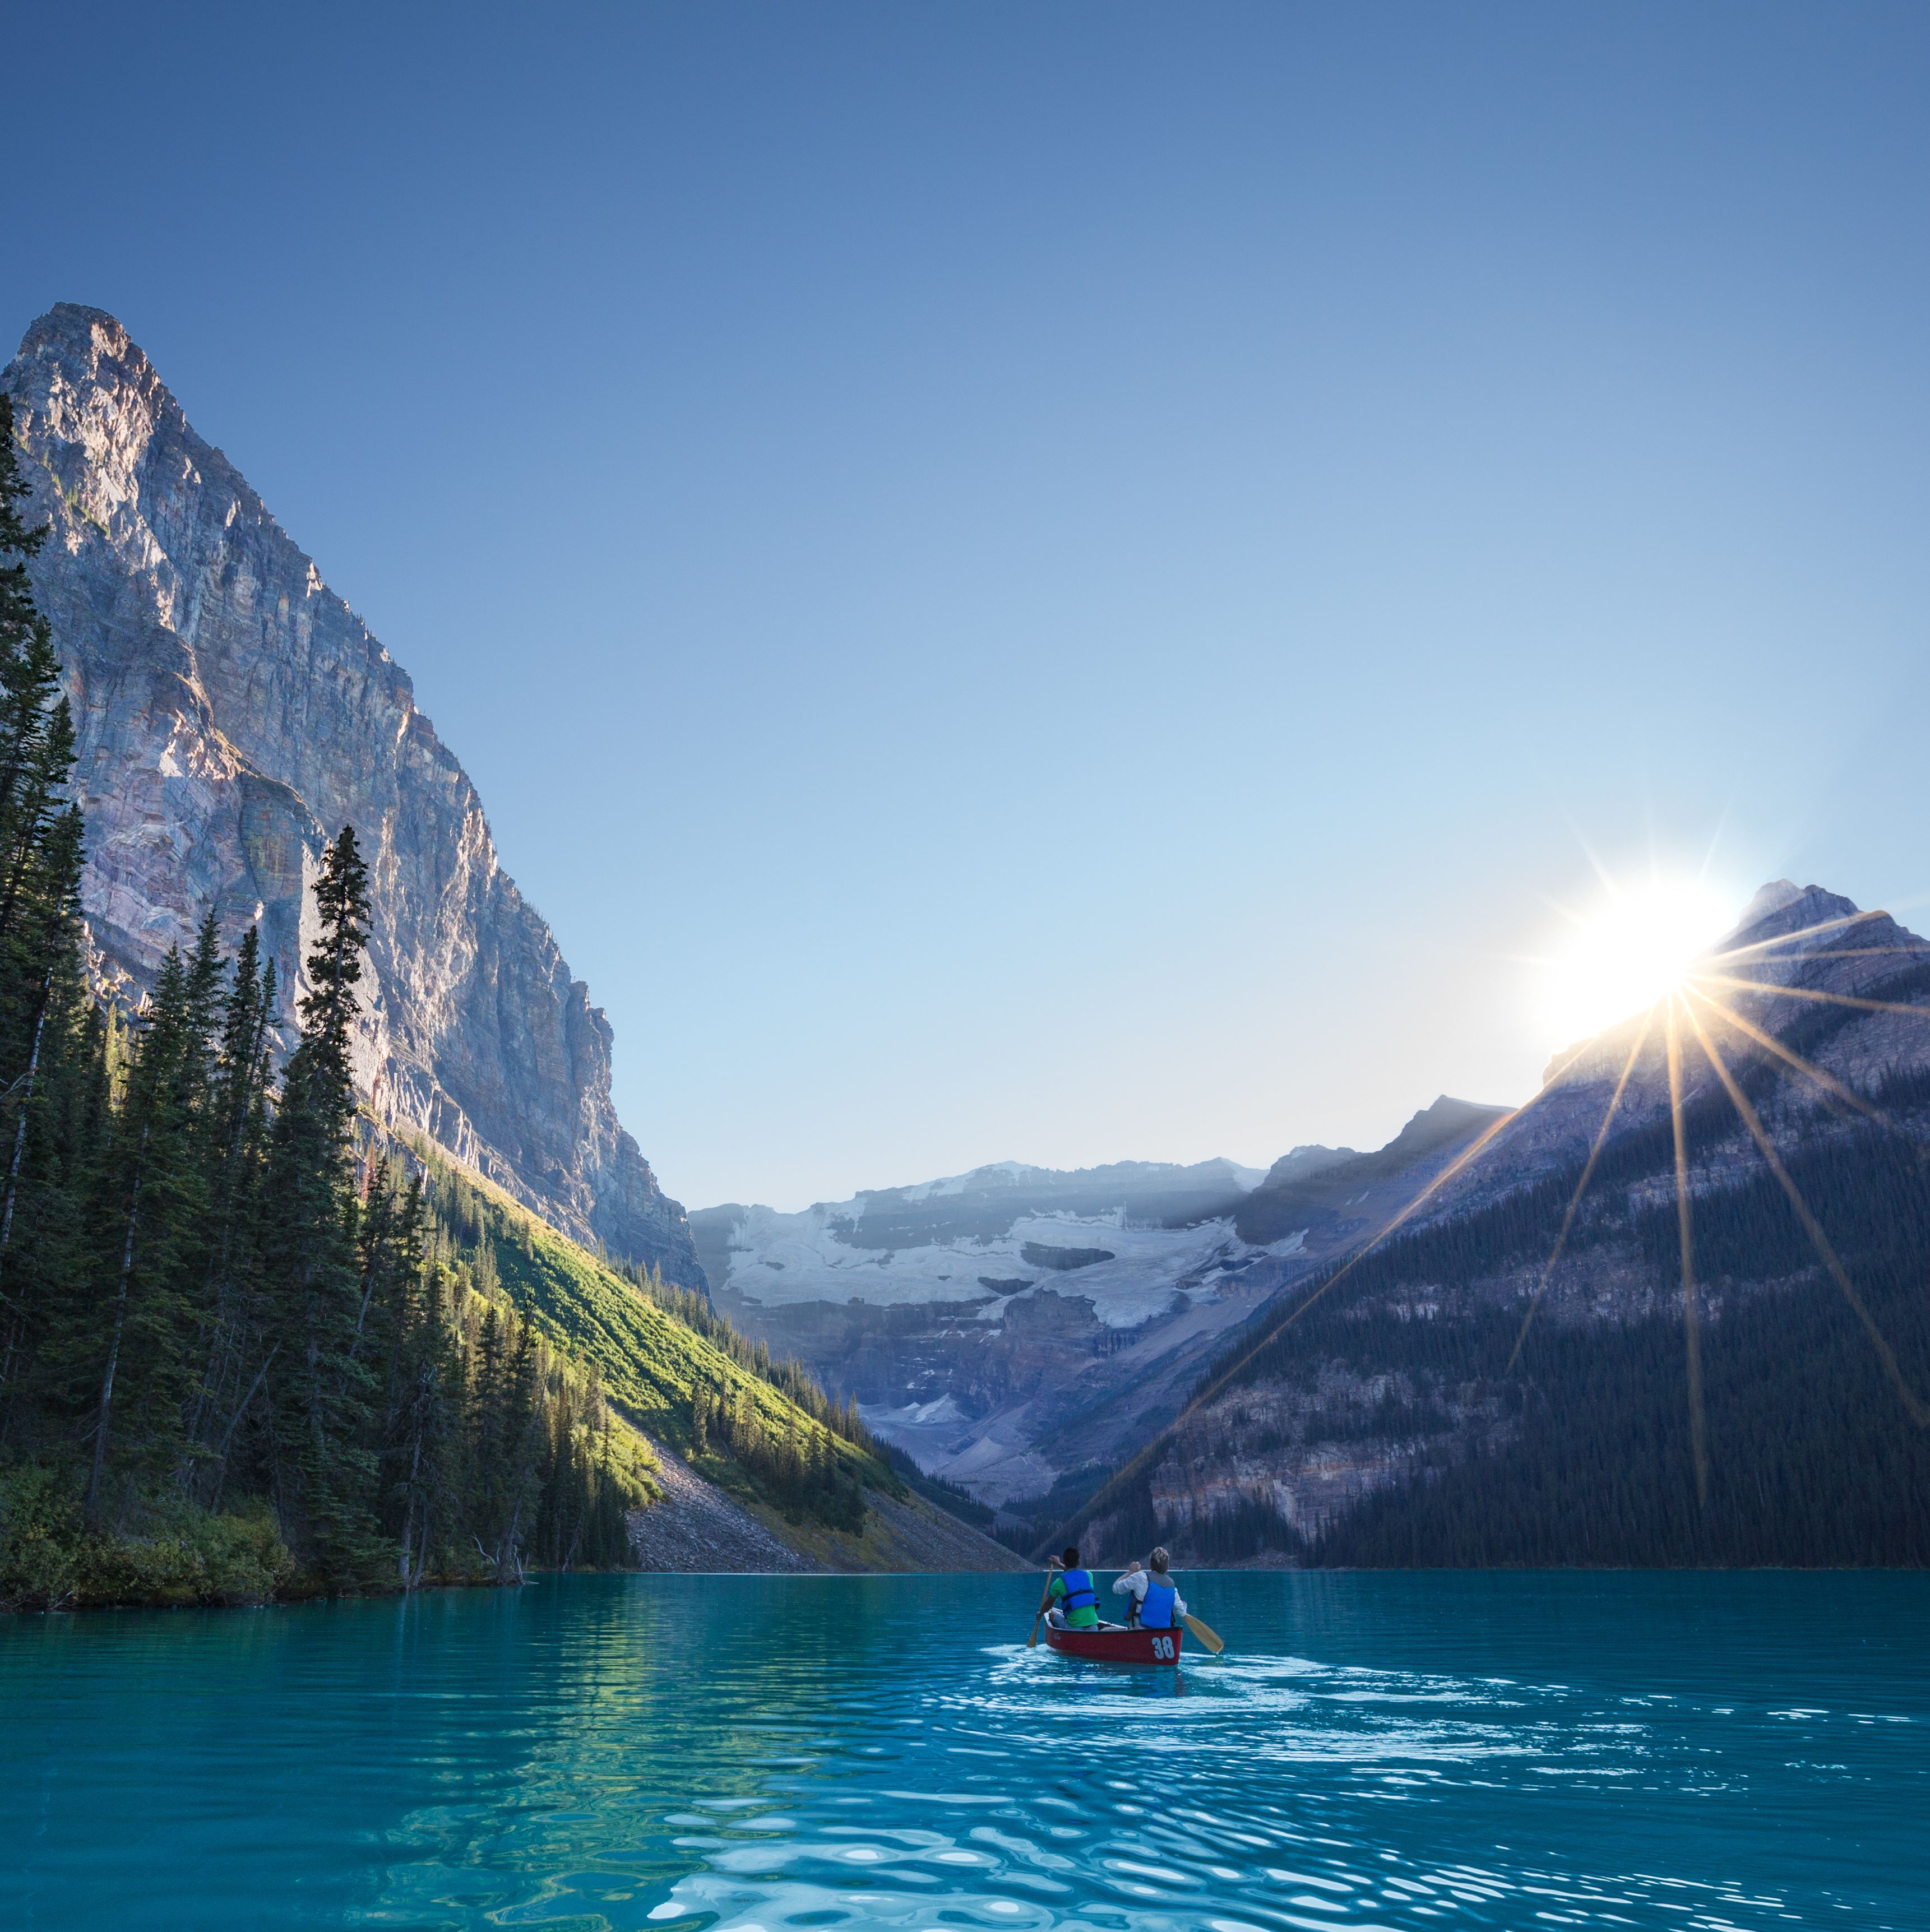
[1058,1568,1097,1615]
[1140,1578,1177,1628]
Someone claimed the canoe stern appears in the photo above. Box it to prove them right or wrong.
[1042,1623,1184,1665]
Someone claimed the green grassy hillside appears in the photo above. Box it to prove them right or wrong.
[415,1148,903,1533]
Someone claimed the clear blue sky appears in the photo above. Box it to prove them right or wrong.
[7,3,1930,1210]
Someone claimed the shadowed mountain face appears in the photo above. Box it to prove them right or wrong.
[1067,883,1930,1569]
[3,304,700,1281]
[1235,1096,1508,1246]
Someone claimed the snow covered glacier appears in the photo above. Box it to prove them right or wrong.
[692,1159,1285,1328]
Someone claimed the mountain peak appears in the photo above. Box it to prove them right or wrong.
[1736,879,1806,925]
[4,302,702,1281]
[36,301,126,332]
[1380,1094,1511,1161]
[18,304,145,383]
[1720,881,1863,953]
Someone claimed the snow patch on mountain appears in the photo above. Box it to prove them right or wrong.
[709,1201,1299,1327]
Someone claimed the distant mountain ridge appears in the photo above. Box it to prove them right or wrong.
[2,303,701,1281]
[1235,1096,1506,1245]
[693,1156,1271,1288]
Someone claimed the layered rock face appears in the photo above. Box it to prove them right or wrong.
[3,304,701,1282]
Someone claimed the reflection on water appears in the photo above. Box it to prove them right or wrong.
[3,1571,1924,1930]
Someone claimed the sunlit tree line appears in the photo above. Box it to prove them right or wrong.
[631,1272,877,1453]
[686,1371,866,1530]
[414,1150,887,1533]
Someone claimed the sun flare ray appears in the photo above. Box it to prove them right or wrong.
[1067,1099,1538,1529]
[1506,1014,1653,1374]
[1682,984,1896,1132]
[1713,947,1927,961]
[1692,972,1930,1020]
[1203,1026,1654,1405]
[1664,998,1710,1505]
[1679,1002,1928,1428]
[1703,911,1885,967]
[1245,1108,1524,1342]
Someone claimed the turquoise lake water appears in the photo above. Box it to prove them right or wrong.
[3,1571,1924,1930]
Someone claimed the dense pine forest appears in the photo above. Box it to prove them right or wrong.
[0,399,888,1608]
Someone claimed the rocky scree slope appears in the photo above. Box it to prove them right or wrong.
[2,303,698,1280]
[1069,883,1930,1568]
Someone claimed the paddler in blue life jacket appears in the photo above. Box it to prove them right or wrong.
[1043,1546,1101,1630]
[1113,1548,1187,1629]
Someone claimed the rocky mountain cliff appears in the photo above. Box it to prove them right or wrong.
[2,303,701,1282]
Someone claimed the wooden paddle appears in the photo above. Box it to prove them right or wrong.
[1026,1560,1062,1648]
[1181,1611,1225,1655]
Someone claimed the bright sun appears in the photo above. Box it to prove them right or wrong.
[1539,877,1738,1047]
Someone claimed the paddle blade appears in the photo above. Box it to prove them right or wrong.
[1028,1570,1056,1647]
[1028,1553,1058,1646]
[1182,1613,1224,1655]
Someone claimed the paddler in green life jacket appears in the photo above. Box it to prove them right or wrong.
[1113,1548,1187,1630]
[1043,1545,1101,1630]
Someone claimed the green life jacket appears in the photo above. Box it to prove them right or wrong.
[1056,1568,1099,1627]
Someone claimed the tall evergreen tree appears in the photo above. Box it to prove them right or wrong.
[260,827,379,1578]
[178,926,279,1505]
[0,391,91,1442]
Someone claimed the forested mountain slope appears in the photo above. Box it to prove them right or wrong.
[422,1151,881,1531]
[1,303,698,1281]
[420,1154,1026,1576]
[1062,883,1930,1568]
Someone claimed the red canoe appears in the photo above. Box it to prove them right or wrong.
[1043,1621,1184,1665]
